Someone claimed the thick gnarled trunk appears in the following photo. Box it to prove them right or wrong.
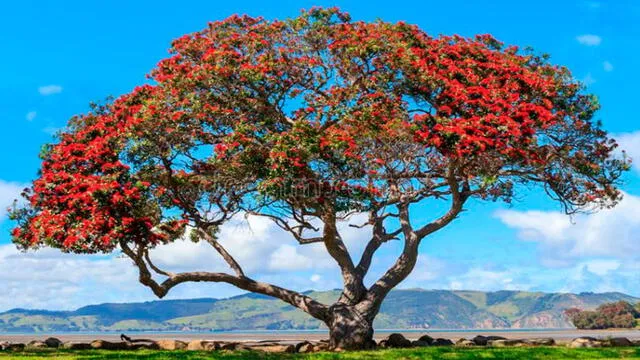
[326,304,375,350]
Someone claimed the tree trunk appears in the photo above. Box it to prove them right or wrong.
[326,303,375,350]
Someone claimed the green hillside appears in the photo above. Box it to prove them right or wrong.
[1,289,637,332]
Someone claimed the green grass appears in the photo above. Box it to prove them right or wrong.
[2,347,640,360]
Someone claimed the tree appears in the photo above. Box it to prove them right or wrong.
[566,302,639,329]
[9,8,629,349]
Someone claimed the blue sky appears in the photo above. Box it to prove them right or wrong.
[0,0,639,311]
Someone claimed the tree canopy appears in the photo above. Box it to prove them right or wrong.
[566,301,640,329]
[10,8,629,349]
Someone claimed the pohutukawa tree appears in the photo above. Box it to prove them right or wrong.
[10,8,629,349]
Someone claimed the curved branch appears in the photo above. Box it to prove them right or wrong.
[120,241,329,321]
[144,249,175,278]
[355,215,401,278]
[194,227,245,277]
[415,166,469,239]
[321,207,368,305]
[246,210,323,245]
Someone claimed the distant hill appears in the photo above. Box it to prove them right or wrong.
[1,289,637,333]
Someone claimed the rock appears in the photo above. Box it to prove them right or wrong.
[296,341,316,353]
[384,333,412,348]
[606,337,633,347]
[90,340,130,350]
[296,341,330,353]
[472,335,507,346]
[220,342,240,351]
[455,339,475,347]
[432,338,454,346]
[524,338,555,346]
[488,339,527,347]
[61,342,93,350]
[25,340,48,349]
[246,344,295,353]
[6,343,25,351]
[155,340,187,350]
[186,340,218,351]
[377,339,389,348]
[130,343,160,350]
[43,337,62,348]
[569,337,603,348]
[633,340,640,346]
[411,340,431,347]
[0,341,9,351]
[418,334,434,345]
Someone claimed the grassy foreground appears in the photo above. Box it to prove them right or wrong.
[1,347,640,360]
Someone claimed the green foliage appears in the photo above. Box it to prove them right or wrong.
[567,301,640,329]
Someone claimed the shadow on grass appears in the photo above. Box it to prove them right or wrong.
[1,347,640,360]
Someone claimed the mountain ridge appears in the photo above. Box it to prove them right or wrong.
[1,289,638,332]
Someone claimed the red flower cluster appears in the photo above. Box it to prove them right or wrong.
[12,86,184,253]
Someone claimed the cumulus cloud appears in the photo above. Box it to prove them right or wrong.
[25,111,37,121]
[614,131,640,173]
[403,255,453,284]
[0,245,146,311]
[38,85,63,96]
[447,268,522,291]
[150,212,372,275]
[603,61,614,72]
[42,126,62,136]
[441,261,639,295]
[576,34,602,46]
[495,192,640,264]
[0,211,378,310]
[584,259,620,276]
[0,180,26,220]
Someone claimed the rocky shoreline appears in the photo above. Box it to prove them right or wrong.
[2,333,640,353]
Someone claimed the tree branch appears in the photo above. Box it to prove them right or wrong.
[358,164,469,317]
[120,241,329,321]
[194,227,246,277]
[415,165,469,239]
[320,207,367,305]
[354,213,401,278]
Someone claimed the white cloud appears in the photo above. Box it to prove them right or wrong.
[3,198,640,311]
[0,245,147,311]
[269,244,314,271]
[403,255,451,284]
[496,210,571,242]
[150,212,372,276]
[435,260,638,296]
[584,259,620,276]
[0,211,379,310]
[0,180,26,220]
[614,131,640,173]
[42,126,61,136]
[25,111,37,121]
[576,34,602,46]
[603,61,614,72]
[495,192,640,263]
[446,268,522,291]
[38,85,63,96]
